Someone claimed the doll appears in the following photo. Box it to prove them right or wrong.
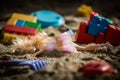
[12,31,112,56]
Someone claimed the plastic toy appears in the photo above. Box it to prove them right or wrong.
[23,21,41,32]
[7,13,41,32]
[76,22,95,43]
[15,20,25,26]
[0,60,50,71]
[88,11,98,25]
[95,32,105,43]
[3,12,42,44]
[15,20,41,32]
[3,33,27,44]
[30,10,65,28]
[11,13,37,22]
[78,61,118,76]
[76,11,120,45]
[77,5,93,17]
[66,28,74,35]
[105,25,120,45]
[15,20,42,32]
[7,18,17,25]
[4,25,38,36]
[3,25,38,44]
[88,16,109,36]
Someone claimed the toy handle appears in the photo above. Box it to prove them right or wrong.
[0,61,11,66]
[10,60,24,66]
[0,60,24,66]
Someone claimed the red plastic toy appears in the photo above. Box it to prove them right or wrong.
[76,22,95,43]
[76,12,120,45]
[88,12,98,25]
[4,25,38,36]
[78,61,118,76]
[105,25,120,45]
[96,32,105,43]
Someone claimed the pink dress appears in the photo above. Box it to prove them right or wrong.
[46,32,77,53]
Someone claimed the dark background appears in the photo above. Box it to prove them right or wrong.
[0,0,120,28]
[0,0,120,18]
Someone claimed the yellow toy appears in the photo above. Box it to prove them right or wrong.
[3,33,27,44]
[11,13,37,22]
[3,13,41,44]
[77,5,93,17]
[6,18,17,25]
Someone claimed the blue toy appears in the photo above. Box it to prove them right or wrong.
[16,20,25,26]
[30,10,65,28]
[88,16,109,36]
[99,18,109,33]
[88,16,101,36]
[0,60,50,71]
[66,28,74,35]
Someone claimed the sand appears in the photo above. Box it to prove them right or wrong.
[0,0,120,80]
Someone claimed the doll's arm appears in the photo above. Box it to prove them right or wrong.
[33,49,43,56]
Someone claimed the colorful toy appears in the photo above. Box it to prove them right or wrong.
[0,60,50,71]
[30,10,65,28]
[15,20,41,32]
[88,12,98,25]
[88,16,109,36]
[7,13,41,32]
[2,13,42,44]
[76,12,120,45]
[78,61,118,76]
[3,25,38,44]
[77,5,93,17]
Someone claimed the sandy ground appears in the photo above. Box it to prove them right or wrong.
[0,0,120,80]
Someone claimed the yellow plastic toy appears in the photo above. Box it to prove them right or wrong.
[11,13,37,22]
[3,33,27,44]
[77,5,93,17]
[6,18,17,25]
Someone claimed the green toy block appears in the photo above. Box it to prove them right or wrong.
[107,19,113,24]
[24,21,41,32]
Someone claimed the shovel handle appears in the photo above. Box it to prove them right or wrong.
[0,61,11,66]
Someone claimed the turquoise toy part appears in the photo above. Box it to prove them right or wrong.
[66,28,74,35]
[30,10,65,28]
